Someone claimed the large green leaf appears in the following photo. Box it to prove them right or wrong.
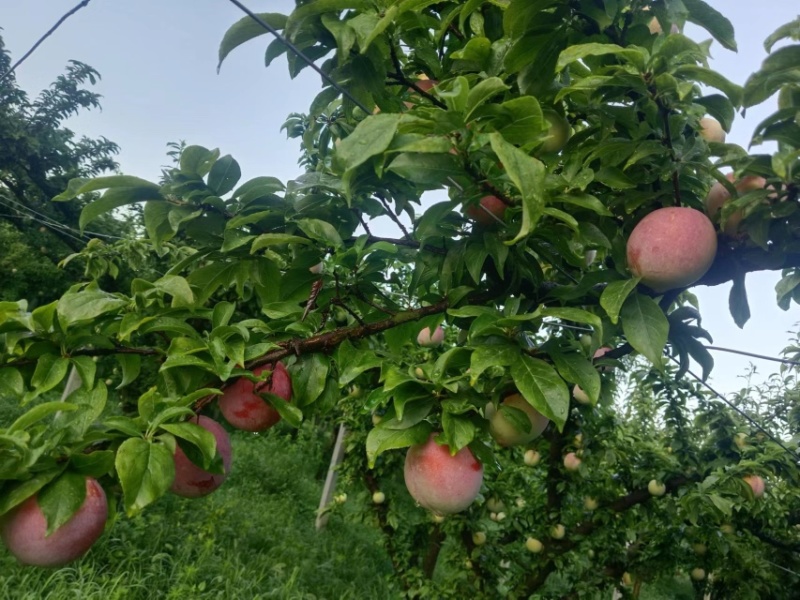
[600,278,640,324]
[682,0,737,52]
[510,355,570,431]
[115,438,175,516]
[366,421,432,468]
[38,472,88,535]
[80,186,163,231]
[218,13,288,70]
[489,133,546,245]
[57,290,127,325]
[621,293,669,366]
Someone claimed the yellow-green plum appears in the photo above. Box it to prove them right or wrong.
[489,393,550,447]
[171,415,232,498]
[0,477,107,567]
[699,117,726,143]
[404,434,484,515]
[542,112,571,153]
[626,207,717,292]
[219,362,292,432]
[648,479,666,497]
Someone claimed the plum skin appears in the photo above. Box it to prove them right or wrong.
[404,435,483,515]
[171,415,233,498]
[626,207,717,293]
[1,477,108,567]
[218,362,292,431]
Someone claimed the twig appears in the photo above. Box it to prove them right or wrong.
[376,194,412,240]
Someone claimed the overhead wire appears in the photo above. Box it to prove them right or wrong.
[0,0,92,82]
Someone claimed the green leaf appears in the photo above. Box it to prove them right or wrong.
[729,272,750,328]
[465,77,509,121]
[557,43,647,72]
[510,355,570,431]
[366,421,432,469]
[294,219,344,249]
[37,472,88,535]
[682,0,737,52]
[440,413,476,454]
[497,96,546,146]
[57,290,127,326]
[469,344,519,383]
[549,350,601,405]
[600,278,640,324]
[386,153,461,187]
[288,354,328,408]
[161,422,217,470]
[489,133,546,245]
[116,354,142,389]
[8,401,77,433]
[71,356,96,390]
[115,438,175,516]
[338,340,383,385]
[0,471,62,517]
[335,113,400,173]
[153,275,195,307]
[218,13,288,70]
[0,368,24,398]
[207,155,242,196]
[179,146,220,177]
[539,307,602,331]
[674,65,743,107]
[56,383,108,441]
[251,234,311,253]
[620,293,669,366]
[80,186,162,231]
[361,4,397,51]
[28,355,70,401]
[70,451,115,478]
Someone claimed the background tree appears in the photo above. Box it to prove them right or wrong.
[1,2,799,598]
[0,34,127,303]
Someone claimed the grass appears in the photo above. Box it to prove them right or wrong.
[0,423,396,600]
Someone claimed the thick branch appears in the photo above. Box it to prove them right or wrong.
[194,299,451,411]
[695,246,800,288]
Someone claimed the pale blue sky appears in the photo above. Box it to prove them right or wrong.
[2,1,798,395]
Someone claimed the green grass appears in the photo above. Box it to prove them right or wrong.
[0,424,396,600]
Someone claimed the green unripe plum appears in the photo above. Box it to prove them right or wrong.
[525,537,544,553]
[550,524,566,539]
[691,567,706,581]
[647,479,666,497]
[0,477,108,567]
[472,531,487,546]
[404,434,483,515]
[489,393,550,447]
[523,449,541,466]
[372,491,386,505]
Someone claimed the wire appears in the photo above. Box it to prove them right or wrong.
[225,0,370,113]
[0,0,92,82]
[0,192,127,241]
[706,345,800,368]
[674,358,799,461]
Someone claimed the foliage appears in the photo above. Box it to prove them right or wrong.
[0,34,130,304]
[1,1,800,598]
